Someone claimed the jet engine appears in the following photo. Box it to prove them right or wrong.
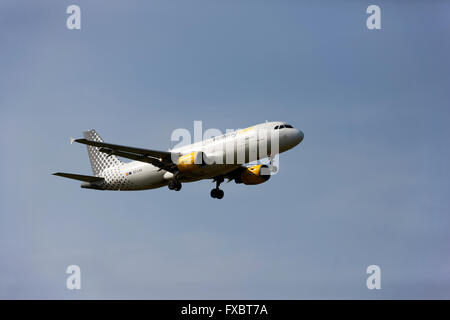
[177,151,208,172]
[235,164,271,185]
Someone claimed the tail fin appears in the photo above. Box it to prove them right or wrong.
[83,129,123,176]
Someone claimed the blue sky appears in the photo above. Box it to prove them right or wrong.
[1,0,450,299]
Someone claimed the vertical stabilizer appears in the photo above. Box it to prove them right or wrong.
[83,129,123,176]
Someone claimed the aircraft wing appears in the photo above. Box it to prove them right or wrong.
[74,138,179,172]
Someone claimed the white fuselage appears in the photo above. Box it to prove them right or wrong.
[97,121,303,190]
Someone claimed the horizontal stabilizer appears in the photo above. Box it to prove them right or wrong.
[52,172,104,183]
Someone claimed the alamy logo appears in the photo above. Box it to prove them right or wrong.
[366,5,381,30]
[66,265,81,290]
[366,265,381,290]
[66,5,81,30]
[170,121,281,174]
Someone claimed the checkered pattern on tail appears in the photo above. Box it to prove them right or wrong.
[83,129,123,176]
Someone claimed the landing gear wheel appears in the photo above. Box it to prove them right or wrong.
[210,188,224,199]
[168,180,182,191]
[211,176,225,199]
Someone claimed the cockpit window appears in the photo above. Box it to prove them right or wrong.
[275,124,293,130]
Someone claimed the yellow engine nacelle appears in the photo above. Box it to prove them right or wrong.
[177,151,207,172]
[236,164,271,185]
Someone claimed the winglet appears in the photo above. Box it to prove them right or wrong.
[70,137,75,145]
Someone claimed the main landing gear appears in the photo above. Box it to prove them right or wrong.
[168,179,182,191]
[211,177,224,199]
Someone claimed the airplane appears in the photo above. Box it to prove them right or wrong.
[53,121,304,199]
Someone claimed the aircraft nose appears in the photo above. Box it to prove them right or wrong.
[282,128,304,150]
[297,129,304,143]
[292,129,304,145]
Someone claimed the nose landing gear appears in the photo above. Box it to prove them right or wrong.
[211,188,224,199]
[268,154,278,174]
[168,179,182,191]
[211,177,224,199]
